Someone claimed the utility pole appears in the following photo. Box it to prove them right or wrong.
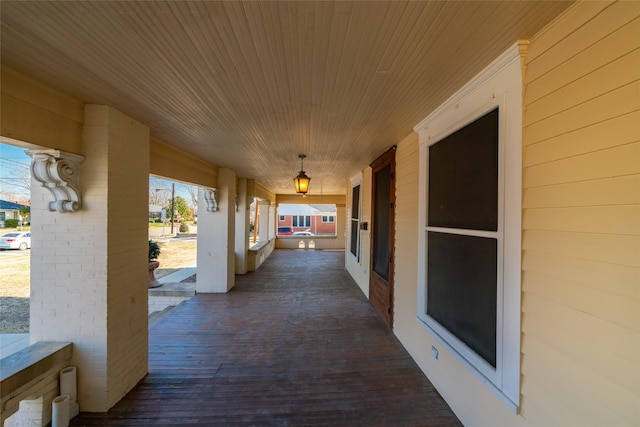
[170,183,175,235]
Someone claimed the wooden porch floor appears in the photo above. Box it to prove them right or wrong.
[72,250,461,426]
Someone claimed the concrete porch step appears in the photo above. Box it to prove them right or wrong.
[158,267,196,284]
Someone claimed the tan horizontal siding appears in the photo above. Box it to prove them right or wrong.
[524,110,639,167]
[519,374,580,427]
[522,229,639,267]
[521,334,633,426]
[525,16,640,106]
[522,2,640,425]
[523,269,638,332]
[525,47,639,126]
[525,80,639,146]
[525,1,636,81]
[523,142,639,187]
[523,205,640,235]
[523,250,639,300]
[523,291,639,363]
[523,175,640,208]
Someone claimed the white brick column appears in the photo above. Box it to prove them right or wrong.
[268,204,276,240]
[30,105,149,412]
[197,168,236,293]
[257,200,270,242]
[235,178,249,274]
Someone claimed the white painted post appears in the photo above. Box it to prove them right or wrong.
[235,178,249,274]
[197,168,236,293]
[30,105,150,411]
[268,204,276,240]
[257,200,270,243]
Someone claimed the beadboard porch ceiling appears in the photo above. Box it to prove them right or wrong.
[0,1,572,195]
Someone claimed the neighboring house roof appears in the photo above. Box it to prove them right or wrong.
[0,200,28,211]
[149,204,164,213]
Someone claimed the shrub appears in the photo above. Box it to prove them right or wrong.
[3,219,19,228]
[179,223,189,233]
[148,240,161,261]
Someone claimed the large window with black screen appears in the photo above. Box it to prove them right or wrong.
[426,107,500,369]
[427,108,499,368]
[350,184,361,260]
[415,44,522,410]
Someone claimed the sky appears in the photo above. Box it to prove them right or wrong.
[0,142,195,204]
[0,143,31,201]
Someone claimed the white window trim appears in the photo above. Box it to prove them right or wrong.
[414,42,523,412]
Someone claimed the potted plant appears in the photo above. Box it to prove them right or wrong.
[148,240,162,288]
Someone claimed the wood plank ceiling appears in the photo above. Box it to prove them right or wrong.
[0,1,572,195]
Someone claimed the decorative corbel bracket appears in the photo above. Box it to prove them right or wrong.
[204,188,218,212]
[27,150,85,213]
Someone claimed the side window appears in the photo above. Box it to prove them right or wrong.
[350,184,361,261]
[426,108,499,368]
[415,44,522,411]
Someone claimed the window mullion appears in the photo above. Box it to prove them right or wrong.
[425,226,498,239]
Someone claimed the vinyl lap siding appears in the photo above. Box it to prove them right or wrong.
[521,2,640,426]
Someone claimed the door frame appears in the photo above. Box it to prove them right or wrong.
[369,146,396,328]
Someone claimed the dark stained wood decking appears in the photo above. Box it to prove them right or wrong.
[72,250,461,426]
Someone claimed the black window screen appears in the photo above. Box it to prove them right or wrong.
[350,185,360,258]
[427,232,497,367]
[428,108,498,231]
[426,107,499,368]
[373,166,391,280]
[351,185,360,219]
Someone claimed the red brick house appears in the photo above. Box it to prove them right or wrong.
[277,204,336,236]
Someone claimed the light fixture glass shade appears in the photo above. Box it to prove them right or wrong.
[294,154,311,195]
[294,170,310,195]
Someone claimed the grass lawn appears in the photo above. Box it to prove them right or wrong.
[0,234,196,333]
[0,253,30,333]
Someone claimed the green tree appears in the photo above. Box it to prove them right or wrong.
[166,196,191,220]
[19,206,30,225]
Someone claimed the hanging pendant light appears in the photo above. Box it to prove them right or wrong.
[293,154,311,196]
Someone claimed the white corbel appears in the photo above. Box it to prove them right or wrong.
[204,188,218,212]
[27,150,85,213]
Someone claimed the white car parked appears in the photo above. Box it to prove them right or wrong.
[0,232,31,250]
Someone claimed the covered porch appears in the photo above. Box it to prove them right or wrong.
[72,249,461,426]
[1,1,638,426]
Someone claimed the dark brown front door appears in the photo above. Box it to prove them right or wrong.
[369,147,395,328]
